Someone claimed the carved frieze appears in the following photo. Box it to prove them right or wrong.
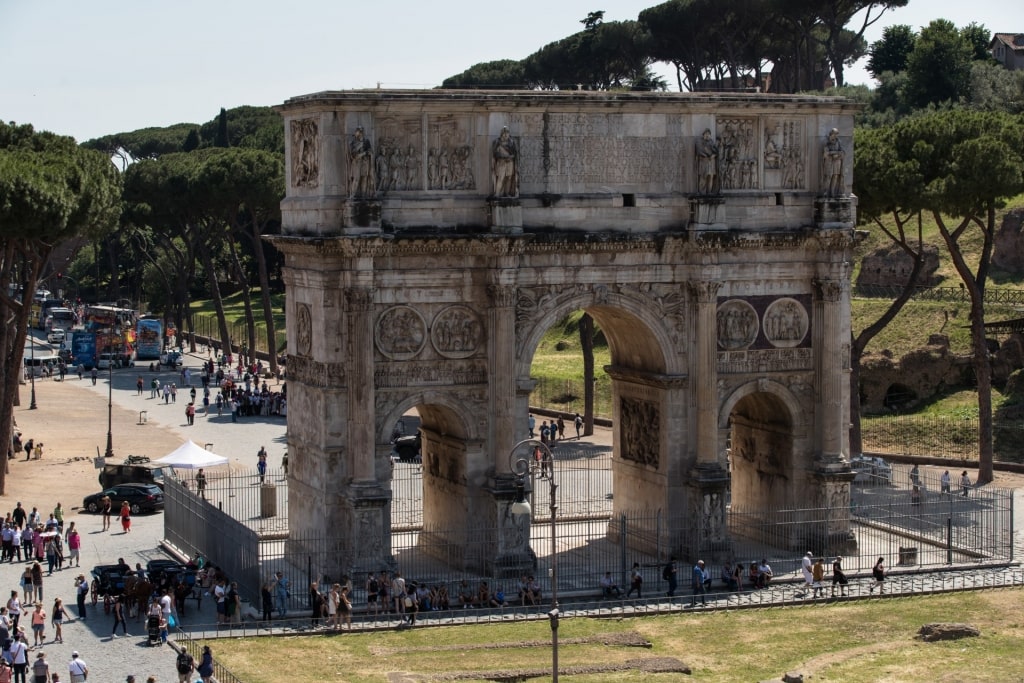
[487,284,517,309]
[295,302,312,357]
[716,299,759,351]
[763,298,809,347]
[431,305,484,359]
[715,118,758,190]
[375,305,427,360]
[427,116,475,191]
[374,359,488,388]
[372,116,423,191]
[290,118,319,188]
[718,347,813,374]
[619,397,660,468]
[285,354,346,387]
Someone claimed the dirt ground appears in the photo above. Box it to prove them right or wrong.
[4,374,187,515]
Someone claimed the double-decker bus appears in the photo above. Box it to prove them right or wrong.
[85,305,137,364]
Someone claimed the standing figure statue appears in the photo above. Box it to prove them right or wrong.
[822,128,844,197]
[491,126,518,197]
[348,126,375,198]
[696,129,719,194]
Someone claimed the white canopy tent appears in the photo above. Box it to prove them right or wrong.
[154,440,229,470]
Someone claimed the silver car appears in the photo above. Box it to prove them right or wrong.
[851,455,892,485]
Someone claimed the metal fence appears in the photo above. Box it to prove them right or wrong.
[529,376,614,420]
[191,312,287,357]
[854,283,1024,306]
[164,462,1013,622]
[861,414,1024,463]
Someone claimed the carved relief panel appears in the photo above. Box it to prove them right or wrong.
[426,115,475,191]
[619,397,660,468]
[375,305,427,360]
[372,116,424,192]
[763,119,805,190]
[763,297,809,348]
[430,305,484,359]
[715,117,759,190]
[295,302,313,357]
[290,118,319,188]
[716,299,759,351]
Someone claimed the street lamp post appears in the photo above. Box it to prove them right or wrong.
[28,327,37,410]
[104,359,114,459]
[509,438,559,682]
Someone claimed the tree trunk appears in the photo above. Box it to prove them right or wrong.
[197,241,231,359]
[580,313,595,437]
[226,238,256,364]
[249,215,279,375]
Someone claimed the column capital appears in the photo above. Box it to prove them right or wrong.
[813,278,843,302]
[487,284,517,308]
[345,287,374,311]
[689,280,722,304]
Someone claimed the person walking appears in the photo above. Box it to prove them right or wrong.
[51,598,68,643]
[67,652,87,683]
[800,551,814,592]
[30,652,48,683]
[110,595,127,638]
[690,560,707,606]
[8,635,27,683]
[175,648,196,683]
[663,558,678,597]
[868,557,886,594]
[29,603,45,647]
[196,645,214,683]
[7,591,22,631]
[257,447,267,484]
[960,471,971,497]
[574,413,583,439]
[811,557,826,598]
[831,556,849,597]
[940,470,951,494]
[626,562,643,598]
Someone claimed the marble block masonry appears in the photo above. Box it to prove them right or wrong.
[269,90,859,576]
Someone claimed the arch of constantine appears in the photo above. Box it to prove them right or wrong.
[270,90,859,576]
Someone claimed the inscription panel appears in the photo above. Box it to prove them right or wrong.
[718,348,813,374]
[510,113,685,190]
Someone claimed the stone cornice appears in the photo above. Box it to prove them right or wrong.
[605,364,688,389]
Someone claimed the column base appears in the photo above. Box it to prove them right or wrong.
[341,199,382,234]
[689,196,727,230]
[687,463,732,562]
[814,197,855,230]
[489,198,522,233]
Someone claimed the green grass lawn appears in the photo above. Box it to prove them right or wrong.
[209,588,1024,682]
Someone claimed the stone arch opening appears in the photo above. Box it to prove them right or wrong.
[377,395,492,572]
[726,391,795,512]
[883,383,918,411]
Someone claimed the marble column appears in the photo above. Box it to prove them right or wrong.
[813,279,845,462]
[346,286,376,481]
[487,283,518,471]
[691,281,721,464]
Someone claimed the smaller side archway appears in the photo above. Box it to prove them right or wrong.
[720,380,808,512]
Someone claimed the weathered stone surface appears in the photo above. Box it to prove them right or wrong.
[856,242,941,289]
[917,622,981,642]
[992,208,1024,273]
[271,90,859,575]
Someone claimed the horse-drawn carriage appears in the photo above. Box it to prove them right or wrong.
[90,559,199,617]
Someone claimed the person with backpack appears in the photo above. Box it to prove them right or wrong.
[663,558,678,597]
[574,413,583,439]
[366,573,380,615]
[175,648,195,682]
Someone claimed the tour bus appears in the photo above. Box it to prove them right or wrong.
[44,307,76,332]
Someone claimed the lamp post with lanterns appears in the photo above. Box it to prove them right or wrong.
[508,438,559,682]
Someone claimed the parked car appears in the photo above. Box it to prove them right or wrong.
[46,328,65,344]
[851,455,892,485]
[160,350,183,368]
[97,352,134,370]
[392,432,421,463]
[83,483,164,514]
[98,455,173,490]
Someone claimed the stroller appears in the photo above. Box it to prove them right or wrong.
[147,614,161,646]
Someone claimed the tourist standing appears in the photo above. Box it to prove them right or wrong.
[831,556,848,597]
[273,572,289,618]
[110,596,127,638]
[690,560,707,606]
[50,598,68,643]
[800,551,814,591]
[74,575,88,620]
[196,645,214,683]
[960,471,971,497]
[119,501,131,534]
[663,558,677,597]
[940,470,951,494]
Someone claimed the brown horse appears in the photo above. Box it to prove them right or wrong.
[130,578,153,620]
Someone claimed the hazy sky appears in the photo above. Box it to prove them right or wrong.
[2,0,1021,142]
